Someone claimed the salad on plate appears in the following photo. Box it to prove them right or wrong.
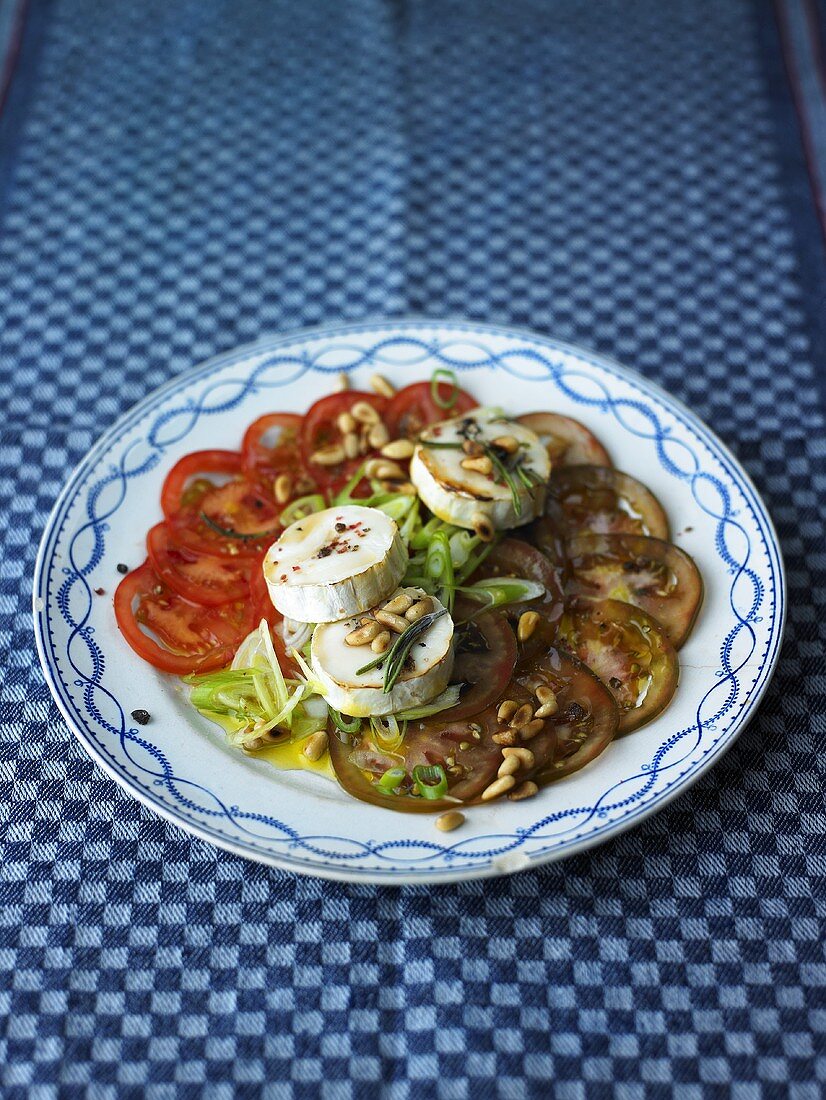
[114,370,703,831]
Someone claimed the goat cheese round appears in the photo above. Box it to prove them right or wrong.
[263,505,406,623]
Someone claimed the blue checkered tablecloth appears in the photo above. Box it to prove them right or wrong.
[1,0,825,1094]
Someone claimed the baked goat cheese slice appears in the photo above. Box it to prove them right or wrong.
[311,589,455,717]
[263,505,406,623]
[409,407,550,533]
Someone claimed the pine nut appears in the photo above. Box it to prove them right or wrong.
[368,422,390,449]
[498,755,520,778]
[336,411,356,434]
[462,439,485,457]
[310,444,345,466]
[471,512,495,542]
[370,373,396,398]
[405,597,433,622]
[381,438,415,460]
[536,686,557,706]
[461,455,494,475]
[492,730,518,746]
[375,610,408,633]
[274,474,292,504]
[345,621,381,646]
[303,730,328,762]
[383,592,414,615]
[497,699,519,722]
[535,702,558,719]
[351,400,380,425]
[343,431,360,459]
[396,481,416,495]
[435,810,465,832]
[502,747,535,768]
[509,780,538,801]
[481,774,516,801]
[519,719,545,740]
[374,460,405,481]
[337,372,350,391]
[371,630,391,654]
[365,457,405,480]
[517,611,541,642]
[492,435,519,454]
[509,704,535,730]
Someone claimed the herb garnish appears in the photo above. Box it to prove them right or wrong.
[355,609,448,693]
[201,513,280,541]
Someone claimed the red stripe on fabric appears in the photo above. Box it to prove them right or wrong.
[0,0,30,119]
[774,0,826,248]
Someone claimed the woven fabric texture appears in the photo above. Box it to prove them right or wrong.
[1,0,825,1095]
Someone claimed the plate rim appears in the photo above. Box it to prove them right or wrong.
[32,318,787,885]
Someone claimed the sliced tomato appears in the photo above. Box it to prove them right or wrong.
[300,391,388,491]
[329,644,617,811]
[160,450,244,518]
[547,465,670,540]
[328,713,504,812]
[471,538,565,622]
[444,611,517,722]
[114,561,253,674]
[557,598,678,734]
[384,380,478,440]
[241,412,309,486]
[147,523,253,605]
[517,412,611,467]
[169,477,282,559]
[515,648,619,784]
[566,533,703,648]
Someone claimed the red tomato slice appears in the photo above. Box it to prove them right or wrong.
[114,561,254,674]
[147,523,253,605]
[241,413,315,496]
[300,391,389,490]
[384,381,477,439]
[161,450,244,518]
[161,451,283,558]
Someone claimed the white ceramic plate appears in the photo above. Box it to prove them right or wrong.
[33,322,785,884]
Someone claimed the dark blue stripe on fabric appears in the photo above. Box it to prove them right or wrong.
[761,1,826,417]
[0,0,50,244]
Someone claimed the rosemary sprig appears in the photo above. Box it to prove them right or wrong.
[201,513,279,541]
[482,443,522,516]
[356,609,448,693]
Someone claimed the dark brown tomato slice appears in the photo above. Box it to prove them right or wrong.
[384,380,478,440]
[470,538,565,622]
[547,466,670,540]
[114,561,254,674]
[565,533,703,648]
[517,412,611,467]
[557,598,678,734]
[328,711,505,813]
[147,523,253,606]
[508,648,619,784]
[443,611,517,722]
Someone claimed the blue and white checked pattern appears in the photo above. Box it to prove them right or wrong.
[2,0,826,1094]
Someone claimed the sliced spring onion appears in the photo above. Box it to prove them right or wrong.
[332,463,369,505]
[425,529,455,611]
[280,494,326,526]
[457,576,546,611]
[430,368,460,409]
[396,683,462,720]
[328,706,361,734]
[376,767,406,794]
[413,764,448,799]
